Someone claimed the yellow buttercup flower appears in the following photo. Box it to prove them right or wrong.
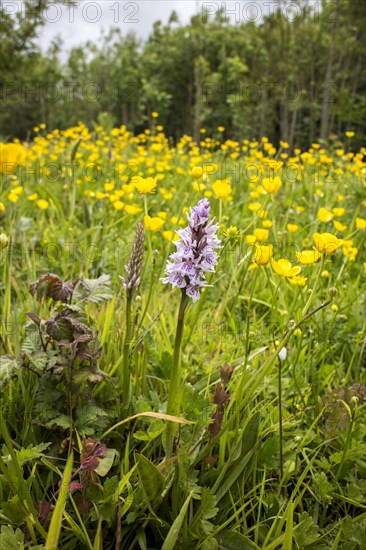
[248,202,262,212]
[333,220,347,232]
[271,258,301,278]
[343,245,358,262]
[125,204,142,215]
[262,220,273,228]
[286,224,298,233]
[134,176,157,194]
[262,176,282,194]
[253,228,269,242]
[113,201,124,211]
[356,217,366,230]
[212,179,232,199]
[246,235,256,245]
[295,205,305,214]
[0,143,26,174]
[313,232,342,254]
[37,199,49,210]
[162,230,179,242]
[296,250,322,265]
[318,207,334,223]
[333,207,345,217]
[190,166,203,179]
[345,131,355,138]
[144,215,165,232]
[0,202,5,214]
[289,276,307,286]
[254,244,273,266]
[104,182,115,192]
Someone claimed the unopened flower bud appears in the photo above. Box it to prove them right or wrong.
[294,328,302,338]
[288,319,296,329]
[321,270,330,279]
[212,383,230,406]
[220,363,234,385]
[119,222,145,298]
[278,347,287,361]
[331,304,338,312]
[0,233,9,249]
[328,287,338,298]
[350,395,359,407]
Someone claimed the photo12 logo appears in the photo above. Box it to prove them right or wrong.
[1,1,140,25]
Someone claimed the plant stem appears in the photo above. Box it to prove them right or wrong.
[165,292,189,458]
[302,255,325,316]
[121,295,133,411]
[277,353,284,483]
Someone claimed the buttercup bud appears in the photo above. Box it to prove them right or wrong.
[328,287,338,298]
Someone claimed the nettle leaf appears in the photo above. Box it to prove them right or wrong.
[15,442,51,466]
[75,405,109,435]
[136,453,165,505]
[44,415,71,430]
[25,312,41,327]
[294,512,321,547]
[0,355,18,388]
[30,273,77,303]
[0,526,25,550]
[28,351,49,374]
[74,274,113,304]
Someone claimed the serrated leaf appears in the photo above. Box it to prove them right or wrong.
[30,273,76,303]
[136,453,165,505]
[16,443,51,466]
[0,355,18,387]
[0,526,25,550]
[74,275,113,304]
[294,512,320,547]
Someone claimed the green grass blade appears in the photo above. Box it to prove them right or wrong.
[45,451,73,550]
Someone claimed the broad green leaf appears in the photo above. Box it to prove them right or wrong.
[95,448,117,477]
[136,453,164,504]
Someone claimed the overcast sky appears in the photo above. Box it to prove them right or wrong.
[36,1,206,54]
[5,1,318,58]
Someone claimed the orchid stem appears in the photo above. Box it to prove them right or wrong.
[165,292,189,459]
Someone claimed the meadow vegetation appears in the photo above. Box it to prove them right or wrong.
[0,123,365,548]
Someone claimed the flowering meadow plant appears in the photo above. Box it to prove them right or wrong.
[162,198,221,303]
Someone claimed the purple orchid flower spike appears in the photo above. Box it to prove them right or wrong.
[161,198,221,302]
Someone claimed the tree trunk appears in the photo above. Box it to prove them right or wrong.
[320,0,341,141]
